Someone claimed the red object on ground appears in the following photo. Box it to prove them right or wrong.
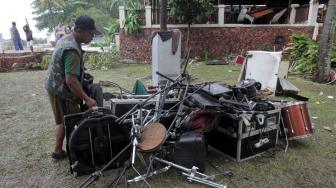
[234,55,245,65]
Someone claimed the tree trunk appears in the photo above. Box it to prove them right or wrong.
[316,0,336,82]
[160,0,167,31]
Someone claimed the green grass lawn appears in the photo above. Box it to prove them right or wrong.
[0,63,335,188]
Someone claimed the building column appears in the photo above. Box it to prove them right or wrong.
[307,0,319,26]
[145,6,152,27]
[218,5,225,25]
[289,4,300,24]
[119,6,126,28]
[0,33,3,53]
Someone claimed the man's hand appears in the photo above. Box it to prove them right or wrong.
[66,74,97,109]
[85,97,97,109]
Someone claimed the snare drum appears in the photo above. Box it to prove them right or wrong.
[281,102,314,140]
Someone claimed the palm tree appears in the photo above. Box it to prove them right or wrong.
[316,0,336,82]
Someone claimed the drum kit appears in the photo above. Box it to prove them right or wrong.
[68,65,314,188]
[74,71,229,188]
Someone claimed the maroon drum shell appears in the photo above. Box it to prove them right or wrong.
[281,102,314,140]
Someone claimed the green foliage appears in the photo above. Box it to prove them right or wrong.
[110,0,141,18]
[288,33,319,73]
[103,19,120,45]
[72,7,114,34]
[29,54,51,70]
[168,0,215,26]
[331,44,336,66]
[288,33,336,73]
[32,0,114,32]
[84,50,121,70]
[260,43,273,51]
[124,3,143,35]
[40,54,51,69]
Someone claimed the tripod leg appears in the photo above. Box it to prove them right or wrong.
[141,155,155,188]
[108,160,130,188]
[78,143,132,188]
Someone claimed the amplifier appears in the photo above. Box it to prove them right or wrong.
[110,98,179,117]
[207,109,280,161]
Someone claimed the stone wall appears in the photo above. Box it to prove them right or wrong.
[120,26,315,61]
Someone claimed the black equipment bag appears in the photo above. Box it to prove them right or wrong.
[173,131,207,172]
[64,108,130,176]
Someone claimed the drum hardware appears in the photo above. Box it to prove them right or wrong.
[280,116,289,152]
[128,73,226,187]
[70,62,316,187]
[284,109,295,134]
[78,72,192,187]
[139,156,227,188]
[299,106,309,131]
[128,166,172,182]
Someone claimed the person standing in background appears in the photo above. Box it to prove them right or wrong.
[23,21,34,53]
[54,23,66,42]
[10,22,23,50]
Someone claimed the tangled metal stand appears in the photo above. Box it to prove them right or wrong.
[129,155,227,188]
[78,62,228,187]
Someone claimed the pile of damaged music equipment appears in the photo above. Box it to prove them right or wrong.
[64,68,315,188]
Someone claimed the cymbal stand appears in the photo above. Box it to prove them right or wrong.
[106,110,153,188]
[129,155,227,188]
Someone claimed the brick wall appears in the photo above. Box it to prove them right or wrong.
[0,53,37,71]
[120,26,315,61]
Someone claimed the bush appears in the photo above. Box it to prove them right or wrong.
[124,9,141,34]
[288,33,319,73]
[288,33,336,73]
[29,54,51,70]
[84,50,121,70]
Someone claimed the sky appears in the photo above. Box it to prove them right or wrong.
[0,0,48,40]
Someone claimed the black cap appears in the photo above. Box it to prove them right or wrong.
[74,15,102,35]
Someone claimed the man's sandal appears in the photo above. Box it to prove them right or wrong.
[51,150,68,160]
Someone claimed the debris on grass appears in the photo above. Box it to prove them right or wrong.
[323,126,332,132]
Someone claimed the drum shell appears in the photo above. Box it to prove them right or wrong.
[281,102,314,140]
[64,109,130,176]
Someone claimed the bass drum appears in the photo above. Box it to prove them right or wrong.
[281,102,314,140]
[68,114,130,176]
